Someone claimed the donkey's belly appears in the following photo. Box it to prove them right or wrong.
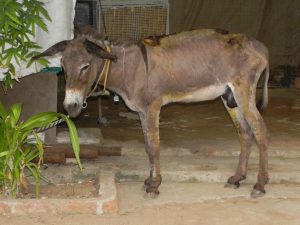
[162,84,227,105]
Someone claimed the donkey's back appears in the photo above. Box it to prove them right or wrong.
[142,29,268,108]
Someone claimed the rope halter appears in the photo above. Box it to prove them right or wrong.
[83,43,113,109]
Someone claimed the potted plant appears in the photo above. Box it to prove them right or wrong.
[0,101,81,197]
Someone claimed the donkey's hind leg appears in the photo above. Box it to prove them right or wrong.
[232,84,269,198]
[221,97,255,189]
[243,105,269,197]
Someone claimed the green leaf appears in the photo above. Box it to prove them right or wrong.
[0,151,9,158]
[21,112,59,131]
[32,15,48,32]
[59,114,82,170]
[25,51,41,59]
[6,20,21,31]
[12,168,20,191]
[36,3,51,21]
[36,58,49,67]
[12,150,23,174]
[0,125,5,152]
[26,163,40,197]
[24,147,39,163]
[26,59,34,68]
[9,103,22,126]
[13,54,20,65]
[5,51,13,65]
[8,63,16,75]
[0,101,8,119]
[5,11,21,25]
[4,22,8,34]
[3,74,13,91]
[0,172,7,180]
[32,131,43,161]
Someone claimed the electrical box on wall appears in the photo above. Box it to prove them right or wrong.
[74,0,99,30]
[98,0,169,41]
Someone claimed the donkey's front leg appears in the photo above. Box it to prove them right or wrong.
[139,102,162,197]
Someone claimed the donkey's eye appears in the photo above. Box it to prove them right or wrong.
[80,64,90,72]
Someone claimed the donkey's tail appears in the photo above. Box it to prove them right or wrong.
[257,64,269,112]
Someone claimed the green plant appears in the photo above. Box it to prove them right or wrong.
[0,101,81,197]
[0,0,51,91]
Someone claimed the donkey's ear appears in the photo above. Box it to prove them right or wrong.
[73,23,82,38]
[84,40,117,62]
[32,40,70,60]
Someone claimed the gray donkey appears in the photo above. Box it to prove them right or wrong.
[34,26,269,198]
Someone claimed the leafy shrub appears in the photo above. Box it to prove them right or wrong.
[0,101,81,197]
[0,0,51,90]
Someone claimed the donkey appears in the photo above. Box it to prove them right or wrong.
[34,27,269,198]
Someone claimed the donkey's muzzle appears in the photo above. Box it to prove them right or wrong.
[63,89,84,118]
[63,102,82,118]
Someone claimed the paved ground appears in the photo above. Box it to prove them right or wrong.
[1,88,300,224]
[1,184,300,225]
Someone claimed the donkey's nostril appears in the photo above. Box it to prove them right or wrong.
[70,102,78,108]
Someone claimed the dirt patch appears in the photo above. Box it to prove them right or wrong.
[196,164,217,171]
[0,177,99,200]
[0,163,100,200]
[27,179,98,199]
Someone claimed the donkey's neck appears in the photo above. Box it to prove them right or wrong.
[103,43,144,100]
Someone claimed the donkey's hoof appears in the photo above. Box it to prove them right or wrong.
[144,189,160,199]
[250,189,266,198]
[224,182,240,189]
[225,175,245,189]
[251,183,266,198]
[143,175,162,190]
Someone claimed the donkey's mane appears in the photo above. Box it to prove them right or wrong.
[73,25,240,50]
[74,24,102,40]
[73,24,165,47]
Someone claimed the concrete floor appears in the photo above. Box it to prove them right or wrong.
[1,88,300,224]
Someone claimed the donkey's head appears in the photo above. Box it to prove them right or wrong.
[33,37,117,117]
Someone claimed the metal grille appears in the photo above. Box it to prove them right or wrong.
[100,4,168,41]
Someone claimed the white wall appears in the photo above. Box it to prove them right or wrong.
[0,0,76,80]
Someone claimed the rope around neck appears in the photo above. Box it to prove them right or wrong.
[33,115,69,133]
[83,45,113,108]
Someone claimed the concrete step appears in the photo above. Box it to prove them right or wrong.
[119,136,300,158]
[94,155,300,184]
[58,127,300,159]
[56,128,103,145]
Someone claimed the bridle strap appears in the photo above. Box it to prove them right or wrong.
[102,56,111,93]
[83,45,112,108]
